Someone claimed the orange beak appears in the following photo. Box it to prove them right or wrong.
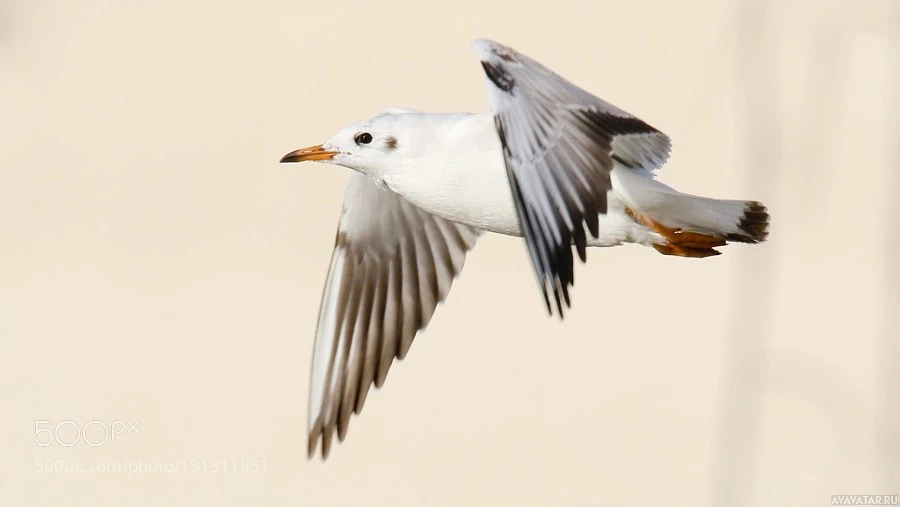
[279,144,338,163]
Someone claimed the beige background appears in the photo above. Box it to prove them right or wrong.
[1,0,897,506]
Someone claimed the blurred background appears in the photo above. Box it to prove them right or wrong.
[0,0,896,506]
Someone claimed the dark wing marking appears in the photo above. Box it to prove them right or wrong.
[308,173,480,459]
[474,39,671,317]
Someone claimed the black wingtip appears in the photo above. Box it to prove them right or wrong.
[307,432,318,460]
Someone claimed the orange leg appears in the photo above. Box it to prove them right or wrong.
[625,207,726,258]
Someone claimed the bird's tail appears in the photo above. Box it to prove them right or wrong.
[611,169,770,258]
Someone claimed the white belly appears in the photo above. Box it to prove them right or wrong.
[388,156,660,247]
[446,177,661,248]
[378,112,660,247]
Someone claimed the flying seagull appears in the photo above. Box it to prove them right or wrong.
[280,39,770,459]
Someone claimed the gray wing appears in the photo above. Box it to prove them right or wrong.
[473,39,671,317]
[308,173,480,459]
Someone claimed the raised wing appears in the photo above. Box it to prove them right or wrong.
[308,173,480,459]
[473,39,671,317]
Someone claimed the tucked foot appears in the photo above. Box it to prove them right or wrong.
[626,207,727,258]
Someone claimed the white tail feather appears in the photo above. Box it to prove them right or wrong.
[611,166,768,242]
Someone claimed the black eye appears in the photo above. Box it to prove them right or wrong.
[354,132,373,145]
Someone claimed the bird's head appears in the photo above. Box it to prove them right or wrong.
[280,109,416,177]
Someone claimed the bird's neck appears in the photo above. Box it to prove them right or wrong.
[380,112,519,233]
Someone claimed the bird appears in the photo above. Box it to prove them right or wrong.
[279,39,770,459]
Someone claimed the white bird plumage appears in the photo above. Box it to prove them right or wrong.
[280,39,770,459]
